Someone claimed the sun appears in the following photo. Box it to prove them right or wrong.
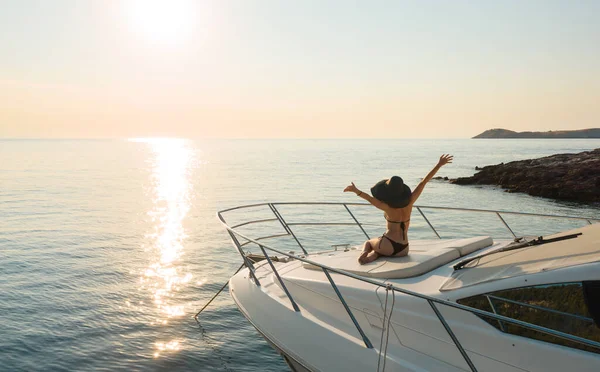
[126,0,198,46]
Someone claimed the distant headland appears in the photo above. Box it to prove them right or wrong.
[473,128,600,139]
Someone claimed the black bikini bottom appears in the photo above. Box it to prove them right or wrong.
[381,235,409,255]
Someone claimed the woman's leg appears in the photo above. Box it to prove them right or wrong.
[358,238,381,264]
[361,250,380,264]
[358,240,372,263]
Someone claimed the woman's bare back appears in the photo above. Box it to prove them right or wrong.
[384,206,412,242]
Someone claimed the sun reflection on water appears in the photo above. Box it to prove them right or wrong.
[136,138,194,357]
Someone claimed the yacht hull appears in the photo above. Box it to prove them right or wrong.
[231,290,312,372]
[229,255,600,372]
[229,265,471,372]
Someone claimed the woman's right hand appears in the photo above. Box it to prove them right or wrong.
[344,182,359,194]
[438,154,453,167]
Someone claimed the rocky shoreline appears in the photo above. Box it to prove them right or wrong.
[449,149,600,202]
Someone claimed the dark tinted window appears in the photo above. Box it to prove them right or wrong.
[458,282,600,354]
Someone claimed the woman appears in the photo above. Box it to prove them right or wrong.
[344,154,453,264]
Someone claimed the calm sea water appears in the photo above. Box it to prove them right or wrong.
[1,139,599,371]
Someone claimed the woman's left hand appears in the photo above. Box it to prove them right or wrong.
[438,154,454,167]
[344,182,359,194]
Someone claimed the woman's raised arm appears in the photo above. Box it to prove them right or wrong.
[409,154,453,205]
[344,182,387,211]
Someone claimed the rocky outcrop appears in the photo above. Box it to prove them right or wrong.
[451,149,600,202]
[473,128,600,139]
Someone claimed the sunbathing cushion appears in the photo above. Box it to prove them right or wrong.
[366,248,460,278]
[301,236,493,279]
[451,236,493,256]
[405,236,492,256]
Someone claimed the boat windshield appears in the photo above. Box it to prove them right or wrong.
[453,232,582,270]
[440,224,600,291]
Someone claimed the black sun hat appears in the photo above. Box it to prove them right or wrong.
[370,176,412,208]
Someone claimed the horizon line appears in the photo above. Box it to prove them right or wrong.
[2,136,600,141]
[0,136,476,140]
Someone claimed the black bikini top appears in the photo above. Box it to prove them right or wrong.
[385,217,410,224]
[385,216,410,241]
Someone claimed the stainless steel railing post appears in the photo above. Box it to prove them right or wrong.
[259,245,300,312]
[428,300,478,372]
[322,268,373,349]
[416,206,441,239]
[485,295,506,332]
[343,204,370,240]
[269,203,308,254]
[225,229,261,286]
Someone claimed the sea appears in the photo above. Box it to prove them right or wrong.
[1,138,599,371]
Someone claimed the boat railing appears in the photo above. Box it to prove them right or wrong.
[218,202,600,371]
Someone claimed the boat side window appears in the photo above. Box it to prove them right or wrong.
[457,282,600,354]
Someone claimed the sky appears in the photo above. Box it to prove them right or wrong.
[0,0,599,138]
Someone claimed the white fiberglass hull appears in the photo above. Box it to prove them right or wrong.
[230,289,312,372]
[229,262,476,372]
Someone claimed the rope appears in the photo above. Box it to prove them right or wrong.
[194,262,245,372]
[382,285,395,372]
[376,286,389,372]
[194,262,245,320]
[197,325,235,372]
[377,284,396,372]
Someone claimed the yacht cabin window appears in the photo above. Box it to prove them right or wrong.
[457,282,600,354]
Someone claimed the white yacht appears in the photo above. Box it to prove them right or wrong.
[219,203,600,372]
